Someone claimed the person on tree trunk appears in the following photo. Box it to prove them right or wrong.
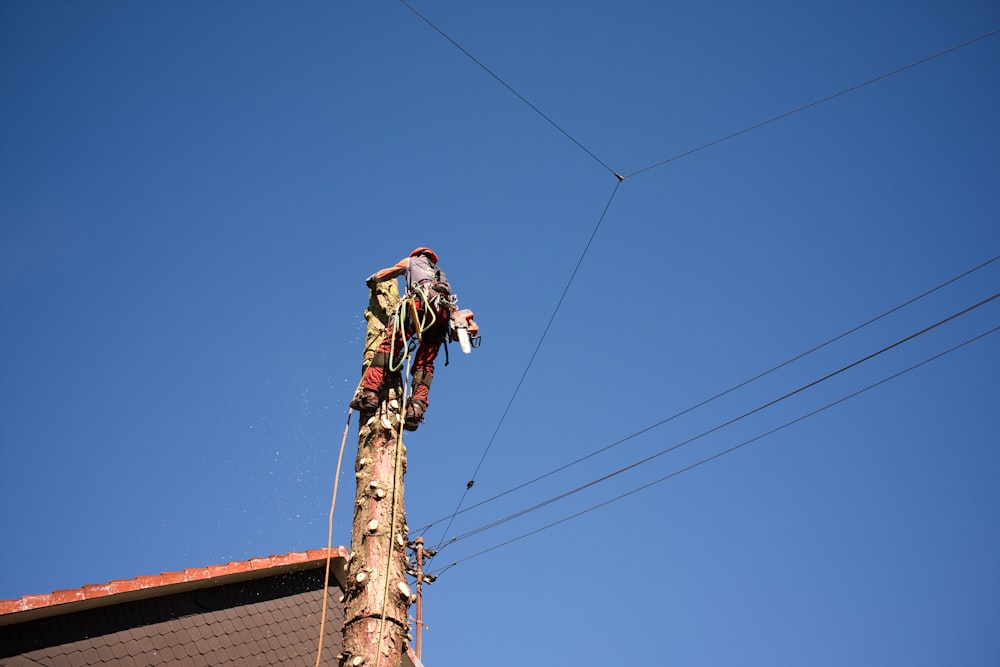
[351,247,454,431]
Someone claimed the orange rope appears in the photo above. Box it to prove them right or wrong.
[315,408,352,667]
[375,360,410,667]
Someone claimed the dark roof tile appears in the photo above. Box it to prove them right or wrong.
[0,548,411,667]
[172,626,192,645]
[112,639,130,660]
[207,647,228,664]
[97,643,116,661]
[81,646,102,664]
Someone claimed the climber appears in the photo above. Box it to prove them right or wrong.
[351,247,455,431]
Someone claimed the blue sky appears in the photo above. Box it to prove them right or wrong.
[2,2,999,665]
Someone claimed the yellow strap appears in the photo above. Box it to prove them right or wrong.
[408,298,422,342]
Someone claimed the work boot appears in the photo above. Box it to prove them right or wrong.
[403,399,427,431]
[350,389,379,412]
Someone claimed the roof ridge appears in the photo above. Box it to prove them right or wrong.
[0,547,348,616]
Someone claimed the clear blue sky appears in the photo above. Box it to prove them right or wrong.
[2,2,999,665]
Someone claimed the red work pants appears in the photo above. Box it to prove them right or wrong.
[360,297,450,406]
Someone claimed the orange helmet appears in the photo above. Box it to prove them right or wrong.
[410,247,438,264]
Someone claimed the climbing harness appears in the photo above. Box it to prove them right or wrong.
[385,280,469,372]
[356,276,482,413]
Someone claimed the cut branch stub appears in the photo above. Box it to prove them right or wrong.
[396,581,411,599]
[344,277,410,667]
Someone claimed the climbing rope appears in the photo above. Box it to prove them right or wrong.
[387,299,410,373]
[387,284,446,373]
[314,408,353,667]
[342,280,448,666]
[374,357,412,667]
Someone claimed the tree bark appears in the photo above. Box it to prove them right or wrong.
[342,280,411,667]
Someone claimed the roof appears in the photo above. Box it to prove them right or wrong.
[0,547,419,667]
[0,547,349,624]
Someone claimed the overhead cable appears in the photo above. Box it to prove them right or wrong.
[624,26,1000,179]
[430,291,1000,551]
[415,254,999,534]
[429,323,1000,576]
[433,181,623,545]
[397,0,1000,556]
[398,0,620,177]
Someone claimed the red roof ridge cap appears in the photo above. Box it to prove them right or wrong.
[0,546,348,617]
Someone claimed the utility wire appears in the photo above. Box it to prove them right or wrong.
[399,0,620,178]
[401,0,997,183]
[429,323,1000,576]
[398,0,1000,554]
[624,26,1000,179]
[433,180,623,545]
[415,253,1000,534]
[430,291,1000,551]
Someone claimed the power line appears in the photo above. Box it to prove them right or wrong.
[429,290,1000,551]
[398,0,620,178]
[402,1,997,183]
[397,0,1000,553]
[429,323,1000,575]
[624,26,1000,179]
[433,180,622,545]
[415,253,1000,533]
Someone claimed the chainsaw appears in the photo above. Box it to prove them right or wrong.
[448,309,481,354]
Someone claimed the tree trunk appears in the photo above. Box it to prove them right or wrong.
[342,281,411,667]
